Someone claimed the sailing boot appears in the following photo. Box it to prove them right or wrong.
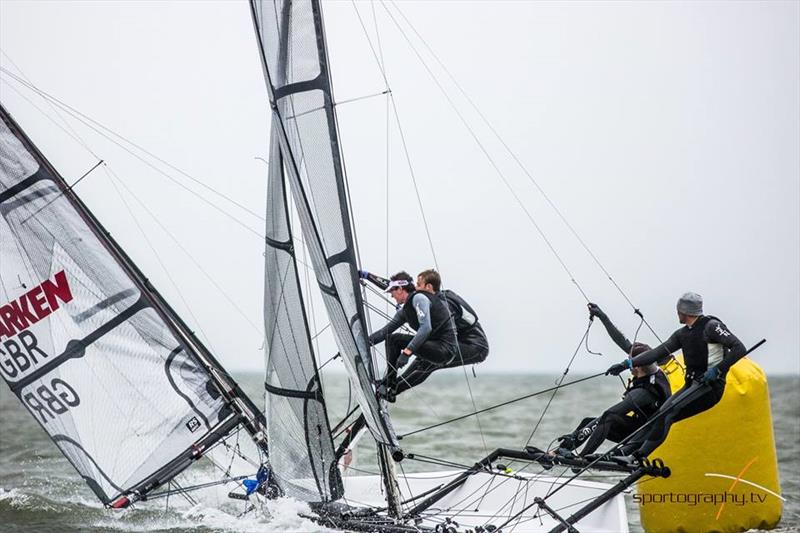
[376,379,397,403]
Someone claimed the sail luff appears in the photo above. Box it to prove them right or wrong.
[0,103,260,506]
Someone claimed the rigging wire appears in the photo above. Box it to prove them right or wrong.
[398,372,605,439]
[105,169,263,334]
[351,0,439,267]
[369,0,393,323]
[352,0,490,458]
[0,66,273,339]
[19,159,104,225]
[524,321,595,447]
[105,166,219,350]
[0,67,266,238]
[378,0,590,303]
[0,50,100,159]
[385,0,664,334]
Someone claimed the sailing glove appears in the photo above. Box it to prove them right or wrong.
[606,358,632,376]
[701,366,721,384]
[587,303,606,320]
[396,352,411,368]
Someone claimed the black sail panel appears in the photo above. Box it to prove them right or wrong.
[0,104,237,505]
[251,0,400,451]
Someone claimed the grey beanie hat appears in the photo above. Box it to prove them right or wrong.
[677,292,703,316]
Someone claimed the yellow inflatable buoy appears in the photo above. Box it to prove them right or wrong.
[637,355,782,533]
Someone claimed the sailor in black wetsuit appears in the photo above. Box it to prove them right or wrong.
[367,271,458,402]
[606,292,747,460]
[555,304,672,458]
[395,269,489,395]
[360,269,489,396]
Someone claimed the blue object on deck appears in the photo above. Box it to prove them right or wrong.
[243,465,271,495]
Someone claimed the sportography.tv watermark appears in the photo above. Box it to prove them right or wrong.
[634,491,769,507]
[636,456,785,521]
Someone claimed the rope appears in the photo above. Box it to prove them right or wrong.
[524,321,594,447]
[379,1,590,303]
[399,372,604,439]
[0,67,265,236]
[386,0,661,320]
[353,1,488,455]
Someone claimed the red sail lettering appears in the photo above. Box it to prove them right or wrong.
[42,270,73,312]
[0,271,73,340]
[8,299,38,329]
[0,314,11,341]
[26,285,51,321]
[0,304,23,338]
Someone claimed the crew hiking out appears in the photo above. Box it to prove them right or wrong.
[361,269,489,399]
[606,292,747,460]
[552,303,672,458]
[366,271,458,402]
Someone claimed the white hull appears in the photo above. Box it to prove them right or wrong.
[341,470,628,532]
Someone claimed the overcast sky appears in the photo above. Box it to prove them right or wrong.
[1,1,797,376]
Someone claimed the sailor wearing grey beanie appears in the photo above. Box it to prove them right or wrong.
[603,292,747,461]
[677,292,703,318]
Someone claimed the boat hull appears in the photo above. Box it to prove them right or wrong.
[341,469,629,532]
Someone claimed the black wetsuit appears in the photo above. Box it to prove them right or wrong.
[623,315,746,457]
[393,289,489,394]
[562,311,671,456]
[368,291,458,393]
[360,271,489,395]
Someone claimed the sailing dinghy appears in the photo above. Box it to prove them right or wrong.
[250,1,668,531]
[0,1,679,531]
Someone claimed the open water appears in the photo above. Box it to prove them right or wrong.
[1,372,798,532]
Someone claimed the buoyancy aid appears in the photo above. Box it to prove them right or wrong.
[401,291,457,345]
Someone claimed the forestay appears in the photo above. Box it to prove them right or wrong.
[251,0,401,453]
[263,123,342,501]
[0,105,238,505]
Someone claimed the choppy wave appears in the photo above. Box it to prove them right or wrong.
[2,373,798,532]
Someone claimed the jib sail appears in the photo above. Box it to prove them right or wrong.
[251,0,401,454]
[0,104,247,506]
[263,123,342,501]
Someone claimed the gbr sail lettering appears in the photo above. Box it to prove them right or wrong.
[0,270,73,379]
[0,271,82,424]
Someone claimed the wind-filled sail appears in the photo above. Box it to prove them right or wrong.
[251,0,401,453]
[263,122,342,501]
[0,105,238,506]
